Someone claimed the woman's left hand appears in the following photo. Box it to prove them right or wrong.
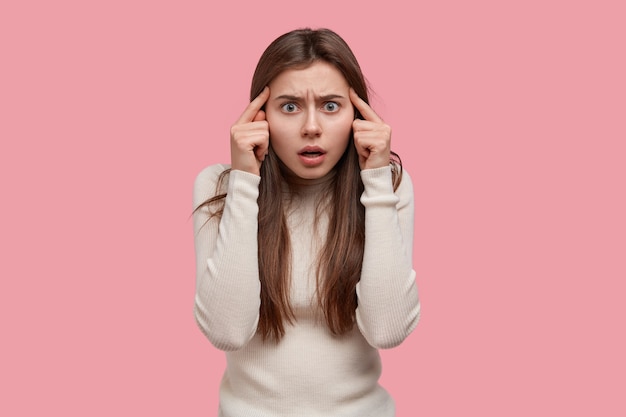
[350,88,391,170]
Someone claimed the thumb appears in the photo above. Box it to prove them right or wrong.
[253,109,266,122]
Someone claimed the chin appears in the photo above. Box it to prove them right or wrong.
[278,157,337,182]
[286,166,333,182]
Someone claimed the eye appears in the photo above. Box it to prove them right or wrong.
[281,103,298,113]
[323,102,339,112]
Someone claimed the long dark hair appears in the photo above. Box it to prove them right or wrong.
[199,28,401,341]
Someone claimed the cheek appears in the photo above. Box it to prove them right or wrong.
[266,113,289,142]
[334,115,354,140]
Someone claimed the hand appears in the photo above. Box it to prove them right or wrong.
[230,87,271,176]
[350,88,391,170]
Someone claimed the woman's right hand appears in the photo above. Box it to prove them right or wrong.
[230,86,271,176]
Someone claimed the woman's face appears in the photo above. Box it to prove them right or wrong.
[266,61,354,180]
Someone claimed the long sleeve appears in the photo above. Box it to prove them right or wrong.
[355,166,421,349]
[192,165,261,351]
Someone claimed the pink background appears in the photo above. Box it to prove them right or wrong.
[1,0,624,415]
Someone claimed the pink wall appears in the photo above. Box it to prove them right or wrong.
[1,0,624,415]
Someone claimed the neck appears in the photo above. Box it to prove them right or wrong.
[279,164,336,190]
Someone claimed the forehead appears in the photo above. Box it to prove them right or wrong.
[269,61,349,93]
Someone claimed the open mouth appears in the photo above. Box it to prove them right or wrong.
[298,146,326,157]
[299,150,325,158]
[298,147,326,166]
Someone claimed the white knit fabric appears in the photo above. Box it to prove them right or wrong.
[193,164,420,417]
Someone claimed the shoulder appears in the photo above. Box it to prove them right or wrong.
[360,165,414,209]
[194,163,231,187]
[193,163,231,206]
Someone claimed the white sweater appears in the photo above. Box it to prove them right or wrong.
[193,164,420,417]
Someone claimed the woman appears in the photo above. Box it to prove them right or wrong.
[193,28,420,417]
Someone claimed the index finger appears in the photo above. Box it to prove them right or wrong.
[349,88,383,123]
[236,86,270,124]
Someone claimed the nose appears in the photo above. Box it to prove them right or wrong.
[301,110,322,138]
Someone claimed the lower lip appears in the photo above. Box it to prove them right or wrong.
[298,153,326,166]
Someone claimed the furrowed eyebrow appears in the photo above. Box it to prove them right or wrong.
[319,94,345,101]
[274,94,346,101]
[275,94,302,101]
